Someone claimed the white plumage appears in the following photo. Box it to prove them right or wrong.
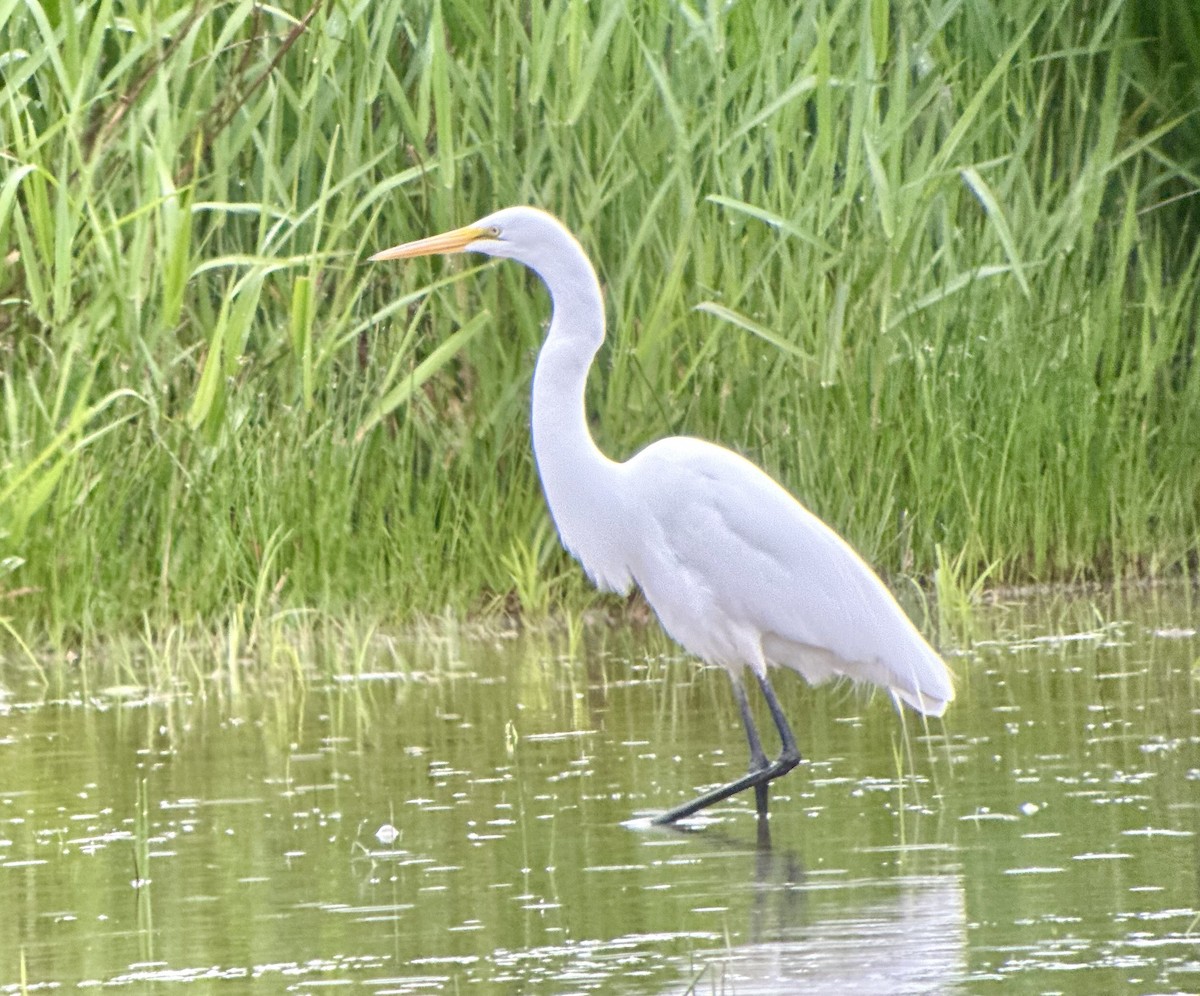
[372,205,953,824]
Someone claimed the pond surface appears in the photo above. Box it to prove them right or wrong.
[2,586,1199,993]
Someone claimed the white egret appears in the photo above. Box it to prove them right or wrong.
[371,206,953,826]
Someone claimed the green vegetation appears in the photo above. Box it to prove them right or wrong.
[2,0,1198,649]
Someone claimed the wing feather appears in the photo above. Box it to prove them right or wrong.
[622,437,953,715]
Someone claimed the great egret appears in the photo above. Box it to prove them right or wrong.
[371,206,953,826]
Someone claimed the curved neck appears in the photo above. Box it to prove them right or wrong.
[527,246,629,591]
[530,268,611,490]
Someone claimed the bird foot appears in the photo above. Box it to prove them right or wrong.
[651,750,802,827]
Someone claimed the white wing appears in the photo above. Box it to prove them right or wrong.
[619,437,953,716]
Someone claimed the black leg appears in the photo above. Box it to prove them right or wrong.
[753,668,801,767]
[732,674,770,772]
[730,677,773,819]
[651,668,802,826]
[749,668,801,819]
[729,675,772,818]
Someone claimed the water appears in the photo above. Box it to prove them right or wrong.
[2,586,1198,993]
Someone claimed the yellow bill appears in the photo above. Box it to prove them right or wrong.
[370,224,491,261]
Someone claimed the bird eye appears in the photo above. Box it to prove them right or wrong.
[486,225,502,239]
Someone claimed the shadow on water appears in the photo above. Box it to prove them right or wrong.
[678,874,968,995]
[1,584,1197,992]
[648,819,967,995]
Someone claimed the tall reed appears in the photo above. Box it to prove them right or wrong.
[2,0,1197,646]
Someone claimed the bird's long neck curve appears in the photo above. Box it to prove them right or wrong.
[526,236,629,590]
[530,260,607,471]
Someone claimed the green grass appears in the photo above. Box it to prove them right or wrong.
[2,0,1198,649]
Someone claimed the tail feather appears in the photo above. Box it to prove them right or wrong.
[892,685,951,718]
[762,631,954,717]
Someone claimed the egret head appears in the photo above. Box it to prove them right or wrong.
[370,206,575,268]
[371,205,604,342]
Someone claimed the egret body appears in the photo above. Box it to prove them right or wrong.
[372,206,953,825]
